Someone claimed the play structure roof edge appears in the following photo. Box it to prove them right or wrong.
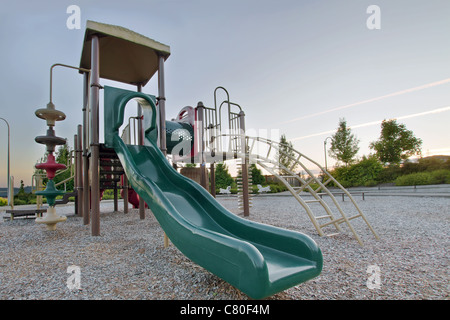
[79,20,170,86]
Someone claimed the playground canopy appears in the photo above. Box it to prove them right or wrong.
[79,20,171,86]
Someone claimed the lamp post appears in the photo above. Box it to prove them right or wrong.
[323,136,332,172]
[0,117,10,206]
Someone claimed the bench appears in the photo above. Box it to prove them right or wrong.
[5,208,47,220]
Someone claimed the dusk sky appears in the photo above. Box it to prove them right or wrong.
[0,0,449,187]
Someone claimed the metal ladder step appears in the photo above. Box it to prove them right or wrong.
[304,199,321,204]
[326,233,340,237]
[315,215,333,219]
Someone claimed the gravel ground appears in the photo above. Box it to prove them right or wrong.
[0,195,448,300]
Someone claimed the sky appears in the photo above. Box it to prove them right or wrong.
[0,0,449,187]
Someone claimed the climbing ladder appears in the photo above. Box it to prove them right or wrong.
[198,86,378,245]
[244,136,379,246]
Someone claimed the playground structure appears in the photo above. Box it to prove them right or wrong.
[33,98,68,230]
[32,21,380,298]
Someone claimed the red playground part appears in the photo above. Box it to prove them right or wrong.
[35,153,66,180]
[119,176,148,209]
[124,188,148,209]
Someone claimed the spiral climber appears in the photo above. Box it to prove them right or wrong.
[34,101,68,230]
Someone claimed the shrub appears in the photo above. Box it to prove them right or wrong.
[377,165,402,183]
[102,189,122,200]
[0,197,7,206]
[417,157,447,172]
[250,164,266,185]
[267,183,288,193]
[330,155,383,187]
[364,180,378,187]
[395,172,432,186]
[430,169,450,184]
[215,163,234,189]
[395,169,450,186]
[13,199,27,206]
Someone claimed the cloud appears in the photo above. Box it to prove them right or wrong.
[290,105,450,142]
[280,78,450,125]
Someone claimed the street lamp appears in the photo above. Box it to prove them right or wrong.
[323,136,332,172]
[0,117,10,206]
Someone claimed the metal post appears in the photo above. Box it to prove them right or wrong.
[210,163,216,198]
[74,133,79,216]
[158,54,169,248]
[0,118,10,207]
[137,84,145,220]
[9,176,14,210]
[90,35,101,236]
[196,102,207,189]
[239,111,250,217]
[82,72,90,225]
[324,136,331,172]
[113,183,118,211]
[76,124,83,217]
[158,55,167,156]
[137,84,144,145]
[123,175,129,214]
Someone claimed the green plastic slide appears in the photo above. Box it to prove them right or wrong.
[105,86,322,299]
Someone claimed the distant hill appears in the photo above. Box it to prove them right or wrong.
[423,155,450,162]
[0,186,33,198]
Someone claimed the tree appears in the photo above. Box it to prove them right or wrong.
[370,119,422,166]
[53,144,73,191]
[14,179,33,204]
[16,180,27,200]
[329,118,360,166]
[250,164,265,185]
[55,142,70,164]
[214,163,234,189]
[277,134,296,175]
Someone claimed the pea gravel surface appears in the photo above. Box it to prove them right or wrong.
[0,194,448,300]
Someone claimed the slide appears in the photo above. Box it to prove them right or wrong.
[113,135,322,299]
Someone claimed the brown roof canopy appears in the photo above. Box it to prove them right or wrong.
[79,20,170,86]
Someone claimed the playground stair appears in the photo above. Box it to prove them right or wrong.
[245,136,379,246]
[99,144,125,191]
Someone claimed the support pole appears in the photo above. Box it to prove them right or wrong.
[158,55,167,155]
[123,176,129,214]
[196,102,208,190]
[90,35,101,236]
[137,84,145,220]
[210,162,216,197]
[158,54,169,247]
[76,124,83,217]
[73,134,79,216]
[239,111,250,217]
[113,184,118,211]
[82,72,90,225]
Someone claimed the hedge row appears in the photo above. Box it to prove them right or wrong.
[329,156,450,187]
[394,169,450,186]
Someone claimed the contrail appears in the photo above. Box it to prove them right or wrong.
[290,105,450,142]
[280,78,450,125]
